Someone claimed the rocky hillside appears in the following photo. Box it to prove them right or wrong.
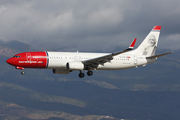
[0,45,19,57]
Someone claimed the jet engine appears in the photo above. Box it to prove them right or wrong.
[66,61,84,70]
[52,69,70,74]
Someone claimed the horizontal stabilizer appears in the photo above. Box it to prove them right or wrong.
[146,52,172,59]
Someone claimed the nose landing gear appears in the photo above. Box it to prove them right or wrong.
[15,66,25,75]
[21,71,25,75]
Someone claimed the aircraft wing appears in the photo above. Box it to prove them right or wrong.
[82,38,137,69]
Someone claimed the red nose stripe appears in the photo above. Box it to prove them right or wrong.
[7,51,48,68]
[23,51,48,68]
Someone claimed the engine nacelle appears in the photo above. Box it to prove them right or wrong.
[66,61,84,70]
[52,69,70,74]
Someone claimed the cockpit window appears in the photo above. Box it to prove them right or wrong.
[13,55,21,58]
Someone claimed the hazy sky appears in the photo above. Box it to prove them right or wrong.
[0,0,180,51]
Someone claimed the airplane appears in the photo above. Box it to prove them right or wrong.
[6,26,172,78]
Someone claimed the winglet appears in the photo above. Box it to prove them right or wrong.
[129,38,137,49]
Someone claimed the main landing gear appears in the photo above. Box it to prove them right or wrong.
[79,71,85,78]
[87,71,93,76]
[79,71,93,78]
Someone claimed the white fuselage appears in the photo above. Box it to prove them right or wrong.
[47,51,154,70]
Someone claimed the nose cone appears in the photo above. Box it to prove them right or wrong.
[6,59,10,64]
[6,58,14,66]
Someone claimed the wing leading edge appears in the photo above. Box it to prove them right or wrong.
[82,38,137,70]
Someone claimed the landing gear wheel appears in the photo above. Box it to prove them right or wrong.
[87,71,93,76]
[79,72,85,78]
[21,71,25,75]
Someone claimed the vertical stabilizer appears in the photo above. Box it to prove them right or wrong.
[135,26,161,57]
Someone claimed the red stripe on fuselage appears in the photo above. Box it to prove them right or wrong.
[7,51,48,68]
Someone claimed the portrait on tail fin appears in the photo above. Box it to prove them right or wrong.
[143,34,157,56]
